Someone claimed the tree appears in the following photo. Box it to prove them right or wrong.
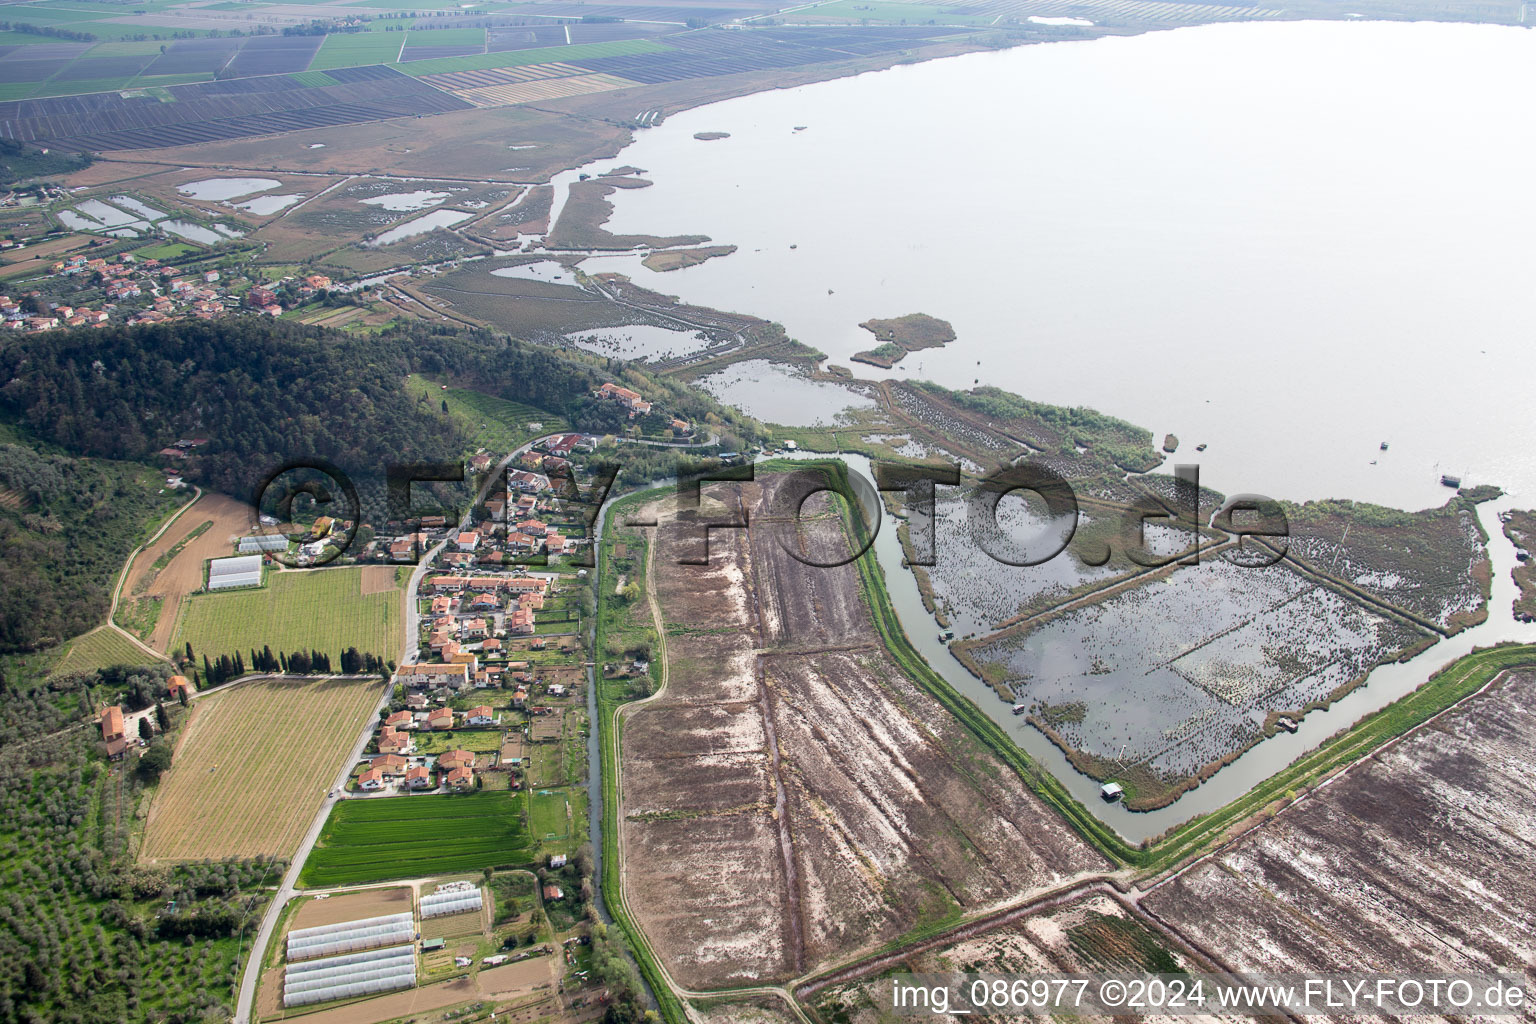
[177,687,188,708]
[155,702,170,732]
[138,716,153,741]
[184,640,194,662]
[136,740,173,782]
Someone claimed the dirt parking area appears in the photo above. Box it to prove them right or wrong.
[292,886,412,930]
[618,474,1106,990]
[1143,669,1536,982]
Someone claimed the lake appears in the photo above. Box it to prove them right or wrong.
[556,19,1536,513]
[553,19,1536,834]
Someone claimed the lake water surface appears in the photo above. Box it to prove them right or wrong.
[559,19,1536,513]
[556,20,1536,833]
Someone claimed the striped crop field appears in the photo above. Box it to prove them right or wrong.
[141,674,387,862]
[300,791,531,887]
[171,566,401,667]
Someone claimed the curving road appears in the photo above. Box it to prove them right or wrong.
[231,441,545,1024]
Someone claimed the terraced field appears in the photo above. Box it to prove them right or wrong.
[141,675,387,862]
[300,791,532,887]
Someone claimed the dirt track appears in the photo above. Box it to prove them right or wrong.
[618,475,1107,990]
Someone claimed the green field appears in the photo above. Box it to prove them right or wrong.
[171,567,400,665]
[405,26,485,47]
[529,788,568,839]
[408,374,568,455]
[392,37,669,76]
[300,791,532,886]
[309,31,405,71]
[51,627,161,678]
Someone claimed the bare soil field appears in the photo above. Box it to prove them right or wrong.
[813,891,1228,1024]
[118,491,252,652]
[1143,669,1536,982]
[292,886,412,930]
[619,475,1106,989]
[118,104,631,181]
[691,998,800,1024]
[358,565,400,596]
[276,957,555,1024]
[140,674,385,862]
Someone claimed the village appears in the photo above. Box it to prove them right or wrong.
[4,246,349,331]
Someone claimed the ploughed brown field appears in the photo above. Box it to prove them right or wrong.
[119,491,255,652]
[1142,669,1536,980]
[618,473,1106,989]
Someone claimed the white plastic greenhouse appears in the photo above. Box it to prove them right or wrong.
[419,889,483,919]
[286,912,415,960]
[281,944,416,1008]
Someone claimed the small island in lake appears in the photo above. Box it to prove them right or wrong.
[851,312,956,368]
[642,245,738,272]
[693,131,731,141]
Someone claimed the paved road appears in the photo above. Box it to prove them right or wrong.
[231,441,543,1024]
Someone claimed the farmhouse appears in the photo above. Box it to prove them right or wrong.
[100,705,127,760]
[598,382,652,417]
[166,675,194,701]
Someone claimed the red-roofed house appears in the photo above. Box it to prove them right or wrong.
[385,710,414,730]
[466,706,496,726]
[358,767,385,791]
[372,753,408,776]
[378,725,412,755]
[456,532,480,552]
[100,706,127,760]
[426,707,455,731]
[405,764,433,790]
[444,766,473,791]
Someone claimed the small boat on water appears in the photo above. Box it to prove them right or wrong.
[1441,474,1462,488]
[1380,441,1390,450]
[1100,782,1124,802]
[1275,715,1299,734]
[1012,703,1029,716]
[1195,443,1207,452]
[939,630,954,643]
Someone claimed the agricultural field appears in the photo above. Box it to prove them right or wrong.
[0,65,471,151]
[141,674,388,861]
[118,491,254,651]
[309,31,405,71]
[51,626,159,677]
[409,374,568,455]
[300,791,532,887]
[171,565,403,666]
[612,477,1106,990]
[1144,669,1536,982]
[810,892,1208,1024]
